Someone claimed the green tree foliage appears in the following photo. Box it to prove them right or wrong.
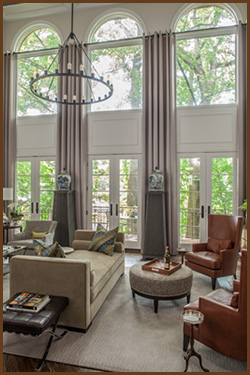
[91,16,143,110]
[16,161,55,221]
[17,28,60,116]
[176,5,236,106]
[179,157,233,242]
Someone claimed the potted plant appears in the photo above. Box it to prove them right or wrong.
[7,202,24,222]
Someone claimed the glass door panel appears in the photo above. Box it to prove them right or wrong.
[179,158,201,245]
[178,153,236,247]
[16,161,32,220]
[88,155,141,249]
[119,159,139,244]
[16,158,55,221]
[91,159,110,230]
[39,161,56,220]
[210,157,234,215]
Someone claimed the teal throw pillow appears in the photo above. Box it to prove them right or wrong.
[34,240,66,258]
[88,224,118,256]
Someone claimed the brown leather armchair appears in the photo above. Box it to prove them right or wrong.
[185,214,243,289]
[183,249,247,362]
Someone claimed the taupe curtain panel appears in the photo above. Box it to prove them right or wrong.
[3,52,17,213]
[237,22,247,210]
[142,32,177,254]
[56,44,88,228]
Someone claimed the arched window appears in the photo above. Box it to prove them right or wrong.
[88,13,144,111]
[16,26,61,116]
[175,4,238,106]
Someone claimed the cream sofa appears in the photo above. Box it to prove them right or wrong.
[9,229,125,331]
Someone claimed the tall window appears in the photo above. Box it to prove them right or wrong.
[175,5,237,106]
[89,15,143,111]
[17,27,61,116]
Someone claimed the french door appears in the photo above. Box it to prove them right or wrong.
[88,155,142,249]
[178,153,237,248]
[16,157,56,220]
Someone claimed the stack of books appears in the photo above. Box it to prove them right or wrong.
[6,292,50,313]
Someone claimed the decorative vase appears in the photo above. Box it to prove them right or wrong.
[149,167,164,191]
[57,168,71,190]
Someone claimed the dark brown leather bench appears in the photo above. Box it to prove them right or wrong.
[3,293,69,371]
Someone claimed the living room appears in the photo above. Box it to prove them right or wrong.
[3,2,247,372]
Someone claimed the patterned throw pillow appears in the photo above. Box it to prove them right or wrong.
[34,240,66,258]
[88,224,119,256]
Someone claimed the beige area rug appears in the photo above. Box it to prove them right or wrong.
[3,267,247,372]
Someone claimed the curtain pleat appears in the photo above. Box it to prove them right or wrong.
[3,53,17,213]
[56,43,87,229]
[142,32,177,254]
[237,22,247,211]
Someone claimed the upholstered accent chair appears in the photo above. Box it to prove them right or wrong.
[7,220,58,250]
[183,249,247,362]
[185,214,243,289]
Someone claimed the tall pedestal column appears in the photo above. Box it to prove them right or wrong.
[142,191,167,260]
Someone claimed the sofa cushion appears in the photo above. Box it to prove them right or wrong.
[32,231,48,239]
[67,250,124,302]
[34,240,66,258]
[205,288,233,306]
[207,237,233,253]
[88,224,118,256]
[185,251,221,269]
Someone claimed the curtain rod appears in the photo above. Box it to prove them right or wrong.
[84,24,239,46]
[9,23,242,55]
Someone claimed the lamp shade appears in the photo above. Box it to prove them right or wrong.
[3,187,13,201]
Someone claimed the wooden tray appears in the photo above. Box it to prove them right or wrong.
[142,259,181,275]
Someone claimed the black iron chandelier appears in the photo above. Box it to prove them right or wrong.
[29,4,113,105]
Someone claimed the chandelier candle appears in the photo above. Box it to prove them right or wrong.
[29,4,113,105]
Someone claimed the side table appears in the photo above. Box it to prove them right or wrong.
[182,310,209,372]
[3,223,22,245]
[3,293,69,371]
[178,248,190,265]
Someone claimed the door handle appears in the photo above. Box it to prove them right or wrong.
[31,202,34,213]
[208,205,211,215]
[35,202,39,214]
[201,205,204,218]
[110,204,113,216]
[116,204,118,216]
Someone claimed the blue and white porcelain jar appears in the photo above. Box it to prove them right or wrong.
[57,168,71,190]
[149,167,164,191]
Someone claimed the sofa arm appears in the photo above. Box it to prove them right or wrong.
[192,243,207,252]
[233,280,240,292]
[220,248,239,275]
[72,239,90,250]
[114,242,124,253]
[9,255,91,330]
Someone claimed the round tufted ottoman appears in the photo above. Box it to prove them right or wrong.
[129,262,193,313]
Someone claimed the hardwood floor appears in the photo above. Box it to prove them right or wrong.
[3,354,100,372]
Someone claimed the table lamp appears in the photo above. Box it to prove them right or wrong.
[3,187,13,223]
[3,187,13,201]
